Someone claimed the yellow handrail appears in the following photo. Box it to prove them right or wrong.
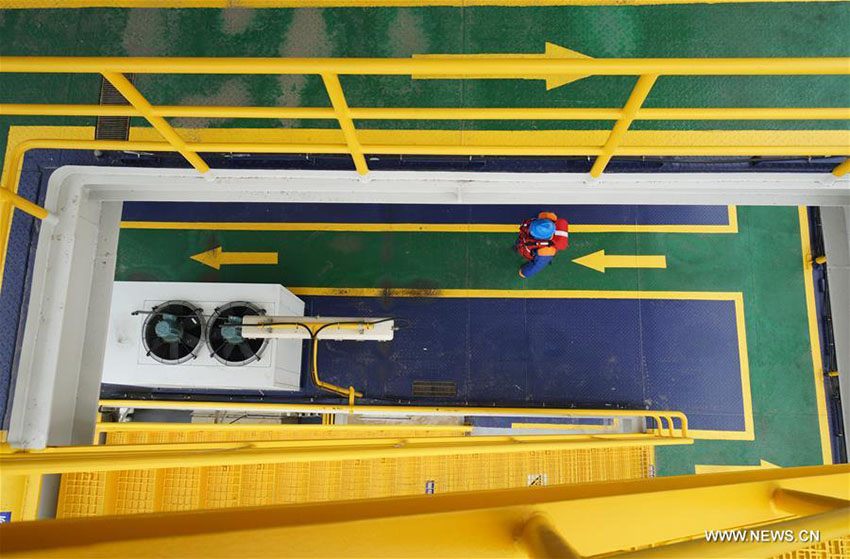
[99,398,690,438]
[0,433,692,476]
[2,54,849,227]
[3,55,850,75]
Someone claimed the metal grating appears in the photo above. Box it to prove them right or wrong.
[56,427,654,518]
[95,73,134,141]
[773,536,849,559]
[412,380,457,398]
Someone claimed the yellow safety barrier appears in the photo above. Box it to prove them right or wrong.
[1,464,846,558]
[1,54,849,229]
[99,399,691,437]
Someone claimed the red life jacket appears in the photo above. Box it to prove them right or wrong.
[517,214,569,261]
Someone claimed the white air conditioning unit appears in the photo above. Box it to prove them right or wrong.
[102,281,305,391]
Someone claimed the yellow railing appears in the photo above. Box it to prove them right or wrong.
[1,55,849,224]
[99,399,691,437]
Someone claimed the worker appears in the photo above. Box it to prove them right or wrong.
[516,211,569,278]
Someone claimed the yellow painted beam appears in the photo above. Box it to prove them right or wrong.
[189,246,278,269]
[0,465,846,558]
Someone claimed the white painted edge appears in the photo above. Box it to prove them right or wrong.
[6,166,850,449]
[71,167,850,206]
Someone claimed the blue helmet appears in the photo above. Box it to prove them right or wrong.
[529,218,556,240]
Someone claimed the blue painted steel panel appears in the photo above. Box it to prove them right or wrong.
[121,202,731,227]
[303,295,746,433]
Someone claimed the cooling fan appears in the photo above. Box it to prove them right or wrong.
[206,301,269,366]
[140,300,205,365]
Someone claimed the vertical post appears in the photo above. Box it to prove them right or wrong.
[101,72,209,175]
[590,74,658,178]
[321,73,369,175]
[832,157,849,177]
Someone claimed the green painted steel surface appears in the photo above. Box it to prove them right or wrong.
[1,4,849,161]
[115,206,827,473]
[0,4,837,473]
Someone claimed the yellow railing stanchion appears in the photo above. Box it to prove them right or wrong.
[590,74,659,178]
[101,72,210,175]
[321,73,369,175]
[0,188,51,221]
[833,157,850,177]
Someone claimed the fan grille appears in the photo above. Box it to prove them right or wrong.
[141,301,204,365]
[206,302,268,366]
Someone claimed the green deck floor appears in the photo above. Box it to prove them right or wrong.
[1,4,850,162]
[115,205,831,474]
[1,4,841,474]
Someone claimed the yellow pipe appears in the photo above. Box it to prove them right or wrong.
[3,56,850,76]
[311,336,362,397]
[591,74,658,177]
[833,157,850,177]
[101,72,210,174]
[4,104,850,121]
[321,73,368,175]
[0,435,692,476]
[100,399,688,437]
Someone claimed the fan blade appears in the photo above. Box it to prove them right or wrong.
[219,343,235,360]
[148,337,165,354]
[182,332,200,348]
[169,343,179,360]
[240,342,258,361]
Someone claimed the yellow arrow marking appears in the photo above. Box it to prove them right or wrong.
[413,42,592,90]
[190,246,278,270]
[695,460,779,474]
[572,249,667,273]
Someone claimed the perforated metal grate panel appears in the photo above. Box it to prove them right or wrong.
[95,74,134,141]
[773,537,849,559]
[56,426,654,518]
